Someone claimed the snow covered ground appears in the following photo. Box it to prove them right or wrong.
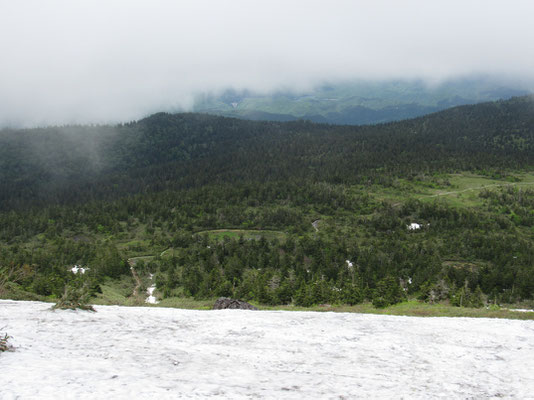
[1,300,534,399]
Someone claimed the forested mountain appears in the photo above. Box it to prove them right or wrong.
[1,96,534,309]
[1,96,533,209]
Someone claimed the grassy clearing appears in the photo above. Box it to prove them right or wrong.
[159,248,176,258]
[368,171,534,209]
[115,239,156,257]
[417,172,534,207]
[194,229,286,242]
[92,276,145,306]
[127,255,155,266]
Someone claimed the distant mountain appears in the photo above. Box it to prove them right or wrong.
[192,78,532,125]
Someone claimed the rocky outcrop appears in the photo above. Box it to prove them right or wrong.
[213,297,258,310]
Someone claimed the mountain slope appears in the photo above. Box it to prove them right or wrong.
[1,96,533,209]
[1,96,534,308]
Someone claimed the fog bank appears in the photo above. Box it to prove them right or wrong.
[1,0,534,127]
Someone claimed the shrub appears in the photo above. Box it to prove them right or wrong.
[419,279,450,304]
[372,276,405,308]
[1,264,32,297]
[0,333,13,352]
[372,296,390,309]
[53,284,96,311]
[450,282,486,308]
[343,285,363,305]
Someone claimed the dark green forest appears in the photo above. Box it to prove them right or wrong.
[1,96,534,309]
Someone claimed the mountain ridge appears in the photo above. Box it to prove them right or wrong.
[1,95,533,210]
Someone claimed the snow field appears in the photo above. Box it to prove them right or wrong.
[1,300,533,399]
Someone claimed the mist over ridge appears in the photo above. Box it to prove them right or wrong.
[1,1,534,127]
[191,77,533,125]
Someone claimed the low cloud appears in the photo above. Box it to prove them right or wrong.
[1,0,534,127]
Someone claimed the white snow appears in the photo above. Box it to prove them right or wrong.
[1,300,534,399]
[145,273,159,304]
[145,285,159,304]
[70,265,88,274]
[407,222,421,230]
[509,308,534,313]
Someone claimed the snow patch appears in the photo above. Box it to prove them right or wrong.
[1,300,533,398]
[145,285,159,304]
[145,273,159,304]
[70,265,88,274]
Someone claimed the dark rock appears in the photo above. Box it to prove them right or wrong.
[213,297,258,310]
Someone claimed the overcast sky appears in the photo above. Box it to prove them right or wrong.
[1,0,534,127]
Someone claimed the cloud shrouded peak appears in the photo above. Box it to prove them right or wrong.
[1,0,534,127]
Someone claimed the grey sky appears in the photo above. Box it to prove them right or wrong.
[1,0,534,126]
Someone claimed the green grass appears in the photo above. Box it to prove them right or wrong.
[367,171,534,209]
[256,300,534,320]
[159,248,176,258]
[156,297,216,310]
[0,282,50,302]
[127,255,155,265]
[92,276,144,306]
[417,172,534,206]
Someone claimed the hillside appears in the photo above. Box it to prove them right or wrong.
[1,96,534,311]
[1,96,533,208]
